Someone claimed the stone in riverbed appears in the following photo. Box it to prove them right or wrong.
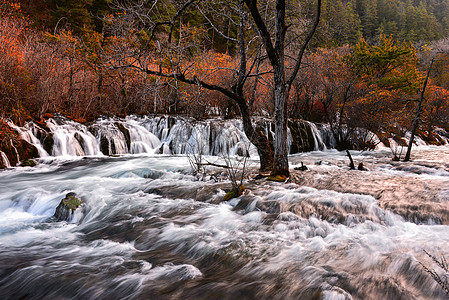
[54,192,84,221]
[224,185,245,201]
[20,159,37,167]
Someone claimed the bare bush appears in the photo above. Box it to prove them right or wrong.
[420,250,449,298]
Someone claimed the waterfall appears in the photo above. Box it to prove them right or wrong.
[0,151,11,168]
[8,122,50,157]
[307,121,327,151]
[46,118,102,157]
[125,120,161,154]
[7,115,353,159]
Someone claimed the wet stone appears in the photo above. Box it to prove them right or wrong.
[53,193,85,221]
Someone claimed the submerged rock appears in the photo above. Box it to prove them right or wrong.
[54,192,84,221]
[358,162,368,171]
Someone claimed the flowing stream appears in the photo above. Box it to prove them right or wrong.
[1,145,449,299]
[1,116,449,299]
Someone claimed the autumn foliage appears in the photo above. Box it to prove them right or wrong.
[1,2,449,150]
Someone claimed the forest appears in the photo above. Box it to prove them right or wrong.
[1,0,449,151]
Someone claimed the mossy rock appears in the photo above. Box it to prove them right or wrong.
[15,140,39,162]
[267,175,287,182]
[43,134,54,155]
[20,159,37,167]
[54,192,84,221]
[100,135,110,155]
[224,185,245,201]
[288,119,315,154]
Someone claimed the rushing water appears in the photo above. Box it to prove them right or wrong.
[0,145,448,299]
[7,115,331,162]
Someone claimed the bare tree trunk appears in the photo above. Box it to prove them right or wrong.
[245,0,321,177]
[235,94,273,171]
[404,58,434,162]
[273,69,289,176]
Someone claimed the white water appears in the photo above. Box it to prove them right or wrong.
[12,115,332,159]
[8,122,50,157]
[0,146,448,299]
[0,151,11,168]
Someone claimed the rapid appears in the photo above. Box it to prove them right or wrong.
[0,116,448,299]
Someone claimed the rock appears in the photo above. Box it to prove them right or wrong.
[254,174,266,180]
[236,146,250,157]
[43,134,54,155]
[224,185,245,201]
[267,175,287,182]
[288,119,315,154]
[358,162,368,171]
[20,159,37,167]
[100,135,111,155]
[54,192,84,221]
[294,162,308,171]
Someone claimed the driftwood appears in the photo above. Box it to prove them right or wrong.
[346,149,355,170]
[196,161,230,169]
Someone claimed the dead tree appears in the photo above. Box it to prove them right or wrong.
[404,58,435,162]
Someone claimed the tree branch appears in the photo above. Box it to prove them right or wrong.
[286,0,321,89]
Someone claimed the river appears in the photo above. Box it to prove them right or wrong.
[1,144,448,299]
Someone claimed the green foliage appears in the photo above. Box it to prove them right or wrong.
[317,0,449,46]
[17,0,449,45]
[267,175,287,182]
[351,35,421,93]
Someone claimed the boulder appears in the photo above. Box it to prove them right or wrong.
[294,162,308,171]
[54,192,84,221]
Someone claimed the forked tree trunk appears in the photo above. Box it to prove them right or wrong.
[236,98,273,171]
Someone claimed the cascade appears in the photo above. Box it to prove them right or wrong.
[0,151,11,168]
[46,118,102,157]
[8,122,50,157]
[9,115,342,159]
[308,121,329,150]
